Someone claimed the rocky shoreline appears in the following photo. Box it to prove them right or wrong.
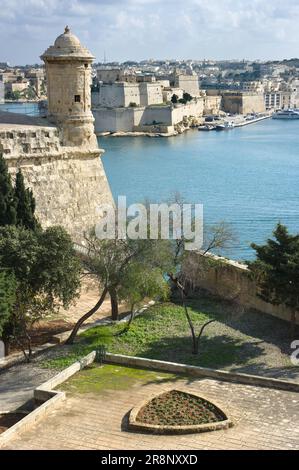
[97,116,204,138]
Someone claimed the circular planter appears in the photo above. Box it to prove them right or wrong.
[128,388,233,435]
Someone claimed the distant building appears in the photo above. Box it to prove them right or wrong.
[97,67,125,83]
[222,92,266,115]
[242,81,264,93]
[174,72,200,97]
[5,80,29,94]
[92,81,164,108]
[264,90,298,111]
[0,80,4,103]
[162,87,184,103]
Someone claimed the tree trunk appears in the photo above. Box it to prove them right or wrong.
[110,288,119,321]
[66,287,108,345]
[168,273,198,355]
[127,309,135,330]
[290,311,297,338]
[4,339,10,357]
[181,291,198,355]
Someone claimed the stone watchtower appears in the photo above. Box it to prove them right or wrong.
[41,26,97,148]
[1,27,113,244]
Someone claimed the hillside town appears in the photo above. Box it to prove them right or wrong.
[1,58,299,135]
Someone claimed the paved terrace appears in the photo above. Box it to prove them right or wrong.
[3,365,299,450]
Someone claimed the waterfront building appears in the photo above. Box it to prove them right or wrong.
[264,90,298,111]
[5,80,30,94]
[92,69,205,134]
[0,80,4,103]
[222,91,266,115]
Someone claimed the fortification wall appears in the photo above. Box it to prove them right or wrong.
[93,100,204,133]
[93,83,142,108]
[186,252,298,326]
[175,75,200,97]
[203,95,222,115]
[0,125,113,244]
[171,99,204,124]
[93,107,144,132]
[222,93,265,114]
[139,83,163,106]
[242,94,266,114]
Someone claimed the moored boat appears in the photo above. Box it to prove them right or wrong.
[215,121,235,131]
[272,109,299,119]
[198,125,214,131]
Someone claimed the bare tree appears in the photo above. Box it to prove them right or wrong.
[168,218,237,355]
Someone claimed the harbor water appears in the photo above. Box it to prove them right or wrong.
[2,102,298,261]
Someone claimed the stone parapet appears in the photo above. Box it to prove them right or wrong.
[0,125,61,158]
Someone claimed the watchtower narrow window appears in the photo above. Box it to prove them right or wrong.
[74,95,81,103]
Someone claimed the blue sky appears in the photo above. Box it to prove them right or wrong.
[1,0,299,64]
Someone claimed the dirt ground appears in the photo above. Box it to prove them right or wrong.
[11,277,126,352]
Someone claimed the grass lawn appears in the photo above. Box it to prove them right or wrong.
[41,294,298,379]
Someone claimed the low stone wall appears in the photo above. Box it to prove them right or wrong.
[186,253,298,326]
[104,353,299,392]
[0,351,96,448]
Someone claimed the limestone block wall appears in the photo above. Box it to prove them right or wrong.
[0,81,4,103]
[175,75,200,97]
[222,93,265,114]
[139,83,163,106]
[162,87,184,103]
[0,126,61,157]
[186,252,298,326]
[94,83,141,108]
[171,100,204,124]
[46,62,92,118]
[1,126,113,244]
[93,83,126,108]
[242,94,266,114]
[97,68,123,83]
[203,95,222,115]
[139,106,172,126]
[92,100,204,133]
[93,107,144,133]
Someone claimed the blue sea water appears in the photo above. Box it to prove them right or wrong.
[0,102,40,116]
[2,102,298,261]
[100,120,299,261]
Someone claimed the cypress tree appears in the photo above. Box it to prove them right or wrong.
[0,154,17,226]
[248,223,299,336]
[0,270,17,355]
[14,169,39,231]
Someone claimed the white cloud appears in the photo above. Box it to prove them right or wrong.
[0,0,299,63]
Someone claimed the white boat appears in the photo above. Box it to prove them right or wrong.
[272,109,299,120]
[198,125,215,131]
[215,121,235,131]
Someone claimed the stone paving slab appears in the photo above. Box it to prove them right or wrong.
[0,362,58,412]
[3,369,299,450]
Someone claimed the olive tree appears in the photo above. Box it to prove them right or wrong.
[66,234,174,344]
[0,225,81,360]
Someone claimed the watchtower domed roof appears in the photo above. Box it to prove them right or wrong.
[54,26,81,49]
[41,26,94,61]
